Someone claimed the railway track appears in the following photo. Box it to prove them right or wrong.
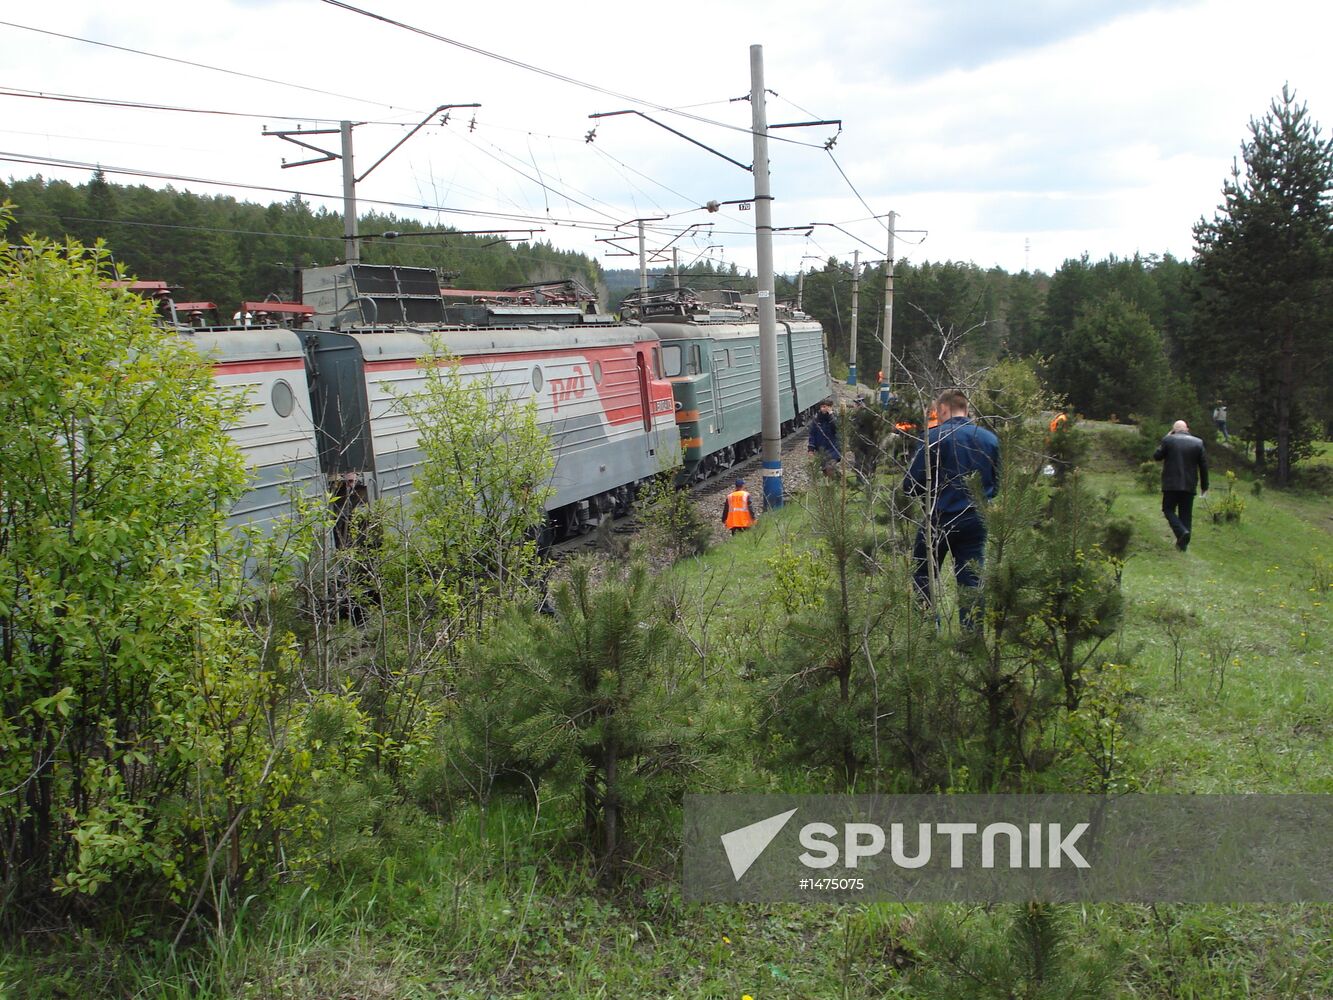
[548,386,864,560]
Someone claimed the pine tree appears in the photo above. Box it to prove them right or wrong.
[1193,86,1333,484]
[458,560,705,869]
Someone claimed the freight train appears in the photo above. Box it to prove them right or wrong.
[169,265,831,541]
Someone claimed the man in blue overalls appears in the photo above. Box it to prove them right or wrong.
[902,389,1000,631]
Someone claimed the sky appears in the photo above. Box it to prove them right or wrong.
[2,0,1331,280]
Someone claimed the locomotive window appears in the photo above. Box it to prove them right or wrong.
[662,345,682,377]
[591,360,603,385]
[531,366,544,391]
[271,378,295,418]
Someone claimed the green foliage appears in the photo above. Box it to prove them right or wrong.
[763,542,829,616]
[1204,469,1247,524]
[1047,292,1170,421]
[1045,421,1090,482]
[1007,475,1125,709]
[847,401,897,480]
[635,470,710,562]
[973,358,1054,458]
[401,340,553,628]
[795,257,1000,376]
[960,385,1129,780]
[1059,661,1141,794]
[1192,86,1333,485]
[1136,460,1161,493]
[755,472,957,791]
[0,223,312,918]
[900,903,1124,999]
[456,560,708,867]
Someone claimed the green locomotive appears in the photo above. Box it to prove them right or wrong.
[633,289,831,481]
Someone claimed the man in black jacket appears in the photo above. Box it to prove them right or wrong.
[1154,420,1209,551]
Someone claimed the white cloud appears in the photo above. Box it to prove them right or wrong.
[1,0,1329,279]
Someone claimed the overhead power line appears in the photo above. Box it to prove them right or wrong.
[0,151,626,233]
[825,149,887,232]
[0,85,408,125]
[0,19,419,113]
[0,150,749,248]
[315,0,826,149]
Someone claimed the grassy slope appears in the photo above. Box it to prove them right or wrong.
[3,429,1331,999]
[1094,466,1331,794]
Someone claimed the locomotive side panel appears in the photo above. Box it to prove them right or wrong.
[344,326,677,521]
[190,330,323,534]
[783,320,833,416]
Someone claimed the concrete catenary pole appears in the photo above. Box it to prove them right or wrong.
[638,220,648,313]
[879,210,897,406]
[673,246,681,290]
[848,249,860,387]
[341,121,359,265]
[797,268,805,312]
[750,44,783,509]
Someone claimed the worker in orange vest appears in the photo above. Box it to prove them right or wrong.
[1049,411,1069,434]
[722,478,756,535]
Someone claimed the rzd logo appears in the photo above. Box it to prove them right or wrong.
[550,365,587,412]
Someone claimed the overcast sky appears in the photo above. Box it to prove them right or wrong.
[2,0,1331,279]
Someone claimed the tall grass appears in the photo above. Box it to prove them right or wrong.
[4,428,1330,998]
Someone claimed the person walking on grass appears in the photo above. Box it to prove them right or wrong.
[1212,401,1230,443]
[1154,419,1209,552]
[722,478,756,535]
[903,388,1000,631]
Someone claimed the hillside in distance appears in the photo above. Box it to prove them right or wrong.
[0,172,606,310]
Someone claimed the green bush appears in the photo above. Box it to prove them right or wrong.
[455,559,713,867]
[1136,461,1161,493]
[0,224,315,921]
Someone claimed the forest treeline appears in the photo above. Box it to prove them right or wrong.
[0,171,605,307]
[3,88,1329,482]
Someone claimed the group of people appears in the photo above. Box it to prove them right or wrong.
[721,388,1210,630]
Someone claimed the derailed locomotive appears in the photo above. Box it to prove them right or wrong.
[176,265,828,541]
[628,287,831,481]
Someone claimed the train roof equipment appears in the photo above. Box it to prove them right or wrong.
[302,263,613,330]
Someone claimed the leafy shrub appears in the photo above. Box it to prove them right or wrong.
[764,542,830,616]
[637,471,710,561]
[0,227,318,920]
[1136,461,1161,493]
[1206,470,1247,524]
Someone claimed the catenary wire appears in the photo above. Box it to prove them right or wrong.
[0,149,781,255]
[0,85,413,125]
[314,0,827,149]
[0,151,631,233]
[0,21,420,114]
[8,21,905,264]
